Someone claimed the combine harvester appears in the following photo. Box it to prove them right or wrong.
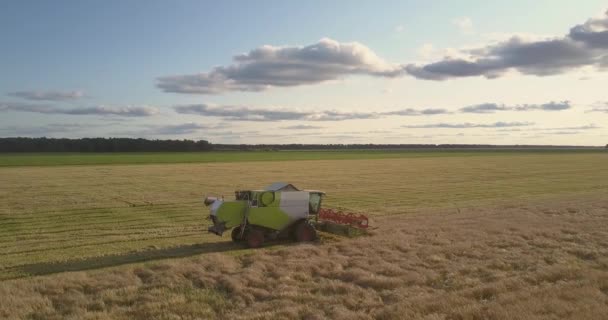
[204,182,369,248]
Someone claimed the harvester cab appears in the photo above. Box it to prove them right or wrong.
[204,182,325,248]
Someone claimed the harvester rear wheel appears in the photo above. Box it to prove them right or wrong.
[295,221,317,242]
[231,226,244,242]
[246,228,265,248]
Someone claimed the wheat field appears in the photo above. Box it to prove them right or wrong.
[1,152,607,319]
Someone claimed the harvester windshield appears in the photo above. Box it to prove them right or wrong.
[309,192,323,214]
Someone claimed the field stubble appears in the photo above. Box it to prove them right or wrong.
[1,154,607,278]
[0,153,607,318]
[1,195,607,319]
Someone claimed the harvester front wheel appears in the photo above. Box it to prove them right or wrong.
[295,221,317,242]
[231,226,244,242]
[246,228,265,248]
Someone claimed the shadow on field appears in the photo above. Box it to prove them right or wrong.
[9,241,241,280]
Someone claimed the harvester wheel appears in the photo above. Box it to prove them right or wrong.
[231,226,244,242]
[246,228,265,248]
[295,221,317,242]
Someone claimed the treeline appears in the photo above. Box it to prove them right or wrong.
[0,137,212,152]
[212,143,602,151]
[0,137,602,152]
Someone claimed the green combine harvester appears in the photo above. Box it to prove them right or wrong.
[204,182,325,248]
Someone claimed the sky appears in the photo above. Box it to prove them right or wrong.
[1,0,607,145]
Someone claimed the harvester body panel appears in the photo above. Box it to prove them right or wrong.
[213,200,247,229]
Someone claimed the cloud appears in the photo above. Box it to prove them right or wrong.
[115,122,224,137]
[394,25,406,33]
[402,121,534,128]
[532,101,572,111]
[61,106,158,116]
[157,10,608,94]
[157,38,404,94]
[306,110,380,121]
[0,123,102,137]
[417,43,436,59]
[383,108,450,116]
[452,17,473,34]
[173,103,450,121]
[460,101,571,113]
[587,102,608,113]
[152,123,211,135]
[551,124,600,130]
[0,102,46,112]
[568,10,608,49]
[174,104,309,121]
[0,102,158,117]
[173,99,570,122]
[7,90,85,101]
[460,103,510,113]
[280,125,324,130]
[497,124,600,132]
[589,107,608,113]
[406,10,608,80]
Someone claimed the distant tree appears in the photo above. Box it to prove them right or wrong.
[0,137,212,153]
[0,137,601,152]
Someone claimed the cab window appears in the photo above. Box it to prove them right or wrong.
[309,193,322,214]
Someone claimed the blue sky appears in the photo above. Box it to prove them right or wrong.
[1,0,607,145]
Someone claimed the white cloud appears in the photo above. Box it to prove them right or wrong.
[7,90,85,101]
[157,9,608,94]
[407,10,608,80]
[157,38,405,94]
[152,123,211,135]
[403,121,534,128]
[280,125,324,130]
[460,101,571,113]
[417,43,436,59]
[452,17,474,34]
[0,123,107,137]
[172,100,570,122]
[587,101,608,113]
[498,124,600,132]
[173,103,451,121]
[0,102,158,117]
[589,106,608,113]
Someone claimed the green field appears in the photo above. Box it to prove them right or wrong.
[0,148,604,166]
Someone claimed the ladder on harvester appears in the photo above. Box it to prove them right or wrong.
[238,194,252,239]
